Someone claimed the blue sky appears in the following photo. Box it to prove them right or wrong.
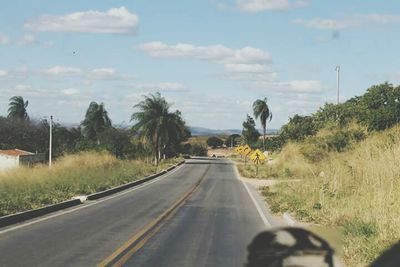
[1,0,400,129]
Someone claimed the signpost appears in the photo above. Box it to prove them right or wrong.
[250,149,267,176]
[241,144,252,164]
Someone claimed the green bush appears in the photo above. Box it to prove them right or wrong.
[190,144,207,156]
[206,136,223,148]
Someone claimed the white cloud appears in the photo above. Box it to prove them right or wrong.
[236,0,308,12]
[293,13,400,30]
[137,42,272,81]
[14,84,33,92]
[16,34,37,45]
[0,70,8,77]
[250,80,325,93]
[62,88,79,95]
[0,66,29,80]
[131,82,187,92]
[136,42,271,64]
[0,33,9,45]
[87,68,133,80]
[43,66,82,76]
[88,68,117,79]
[224,63,269,73]
[24,7,138,34]
[293,18,346,30]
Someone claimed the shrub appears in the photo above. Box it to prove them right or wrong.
[207,136,223,148]
[190,144,207,156]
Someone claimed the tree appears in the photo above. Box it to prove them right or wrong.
[253,97,272,151]
[98,127,135,158]
[242,115,260,145]
[225,134,241,147]
[356,83,400,131]
[190,144,207,156]
[131,92,189,164]
[280,115,317,141]
[8,96,29,120]
[207,136,223,148]
[80,102,112,144]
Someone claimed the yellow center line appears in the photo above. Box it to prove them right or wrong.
[98,165,209,267]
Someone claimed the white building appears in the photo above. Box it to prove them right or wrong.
[0,149,46,170]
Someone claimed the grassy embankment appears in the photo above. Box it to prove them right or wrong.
[0,152,181,217]
[236,126,400,266]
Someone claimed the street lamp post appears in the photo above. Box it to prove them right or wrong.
[335,65,340,104]
[49,115,53,168]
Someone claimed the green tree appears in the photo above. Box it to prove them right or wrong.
[207,136,223,148]
[253,97,272,151]
[190,144,207,156]
[98,127,135,158]
[131,92,189,164]
[357,83,400,131]
[242,115,260,145]
[225,134,240,147]
[281,115,317,141]
[80,102,112,144]
[8,96,29,120]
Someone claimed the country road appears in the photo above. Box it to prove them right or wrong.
[0,158,280,267]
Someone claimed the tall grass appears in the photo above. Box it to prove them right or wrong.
[239,126,400,266]
[0,151,180,217]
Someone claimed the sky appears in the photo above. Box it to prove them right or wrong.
[1,0,400,129]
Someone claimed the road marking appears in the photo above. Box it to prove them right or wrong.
[0,164,185,235]
[231,160,272,228]
[98,165,209,267]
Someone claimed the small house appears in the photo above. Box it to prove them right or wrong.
[0,149,46,170]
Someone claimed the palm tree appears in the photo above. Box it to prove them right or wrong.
[8,96,29,120]
[81,101,112,143]
[253,97,272,151]
[131,93,187,164]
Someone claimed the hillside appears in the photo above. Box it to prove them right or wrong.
[238,125,400,266]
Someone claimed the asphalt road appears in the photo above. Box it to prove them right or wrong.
[0,158,273,267]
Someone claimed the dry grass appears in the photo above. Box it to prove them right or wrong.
[0,151,181,217]
[253,126,400,266]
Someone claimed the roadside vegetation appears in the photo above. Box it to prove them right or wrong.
[234,83,400,266]
[0,93,191,217]
[261,126,400,266]
[1,93,191,161]
[0,151,181,217]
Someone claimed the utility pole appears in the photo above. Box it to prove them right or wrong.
[49,115,53,168]
[335,65,340,104]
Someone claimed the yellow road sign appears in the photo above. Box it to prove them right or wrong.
[235,145,244,154]
[241,144,252,156]
[250,149,266,164]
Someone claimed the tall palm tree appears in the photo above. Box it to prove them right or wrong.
[253,97,272,151]
[8,96,29,120]
[81,101,112,143]
[131,93,187,164]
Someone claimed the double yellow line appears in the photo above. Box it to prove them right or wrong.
[98,166,209,267]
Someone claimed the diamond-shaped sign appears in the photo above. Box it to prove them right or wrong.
[250,149,266,164]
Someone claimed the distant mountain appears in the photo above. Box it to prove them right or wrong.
[189,126,278,136]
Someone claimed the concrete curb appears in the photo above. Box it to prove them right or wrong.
[283,212,297,226]
[0,199,82,228]
[87,172,166,200]
[0,160,185,228]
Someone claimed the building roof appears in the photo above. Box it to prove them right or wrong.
[0,149,34,157]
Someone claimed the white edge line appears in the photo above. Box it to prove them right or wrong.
[0,164,185,235]
[230,159,271,228]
